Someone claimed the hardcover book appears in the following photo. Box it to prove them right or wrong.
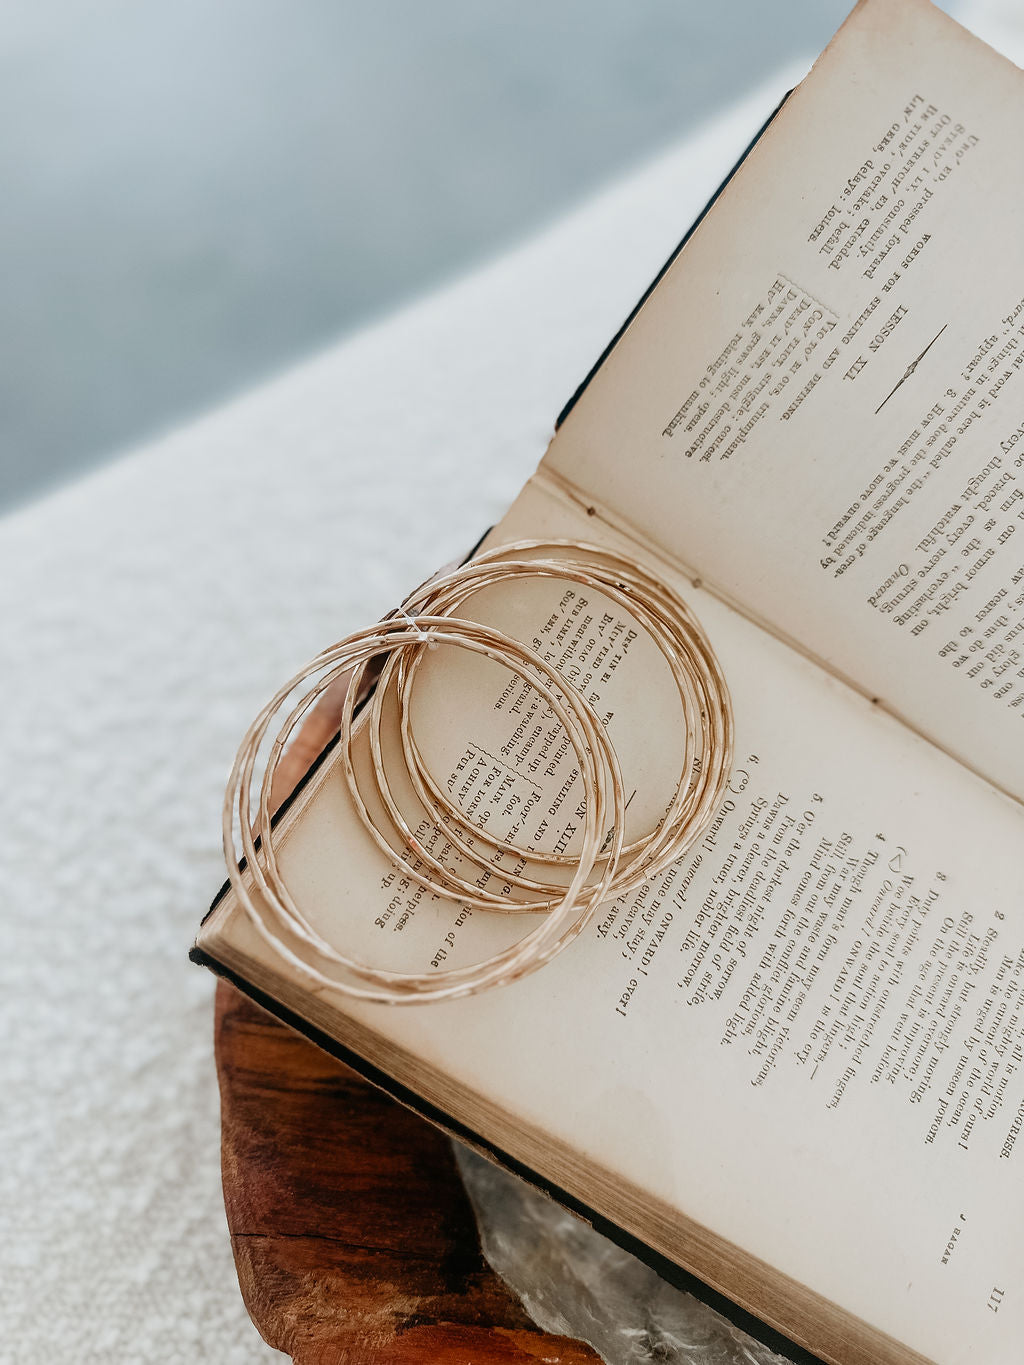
[193,3,1024,1361]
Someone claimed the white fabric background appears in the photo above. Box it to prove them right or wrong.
[1,7,1018,1359]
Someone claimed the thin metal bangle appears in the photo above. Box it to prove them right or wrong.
[392,551,721,895]
[224,617,625,1003]
[369,542,731,904]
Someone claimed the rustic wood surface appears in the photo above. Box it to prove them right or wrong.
[213,668,600,1363]
[214,982,600,1364]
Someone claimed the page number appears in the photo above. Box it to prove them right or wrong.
[987,1287,1005,1314]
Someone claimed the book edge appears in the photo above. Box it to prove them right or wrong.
[191,941,838,1365]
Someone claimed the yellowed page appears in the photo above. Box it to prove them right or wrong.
[543,0,1024,801]
[202,481,1024,1365]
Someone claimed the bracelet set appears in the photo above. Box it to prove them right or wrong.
[223,540,733,1005]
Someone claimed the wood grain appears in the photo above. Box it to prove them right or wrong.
[214,664,597,1361]
[214,981,600,1363]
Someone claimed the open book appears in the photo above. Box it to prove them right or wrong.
[193,2,1024,1361]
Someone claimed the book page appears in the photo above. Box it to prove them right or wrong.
[542,0,1024,802]
[202,480,1024,1365]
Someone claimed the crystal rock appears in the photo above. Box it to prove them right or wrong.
[454,1142,794,1365]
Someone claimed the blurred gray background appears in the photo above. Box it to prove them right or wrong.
[3,0,957,511]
